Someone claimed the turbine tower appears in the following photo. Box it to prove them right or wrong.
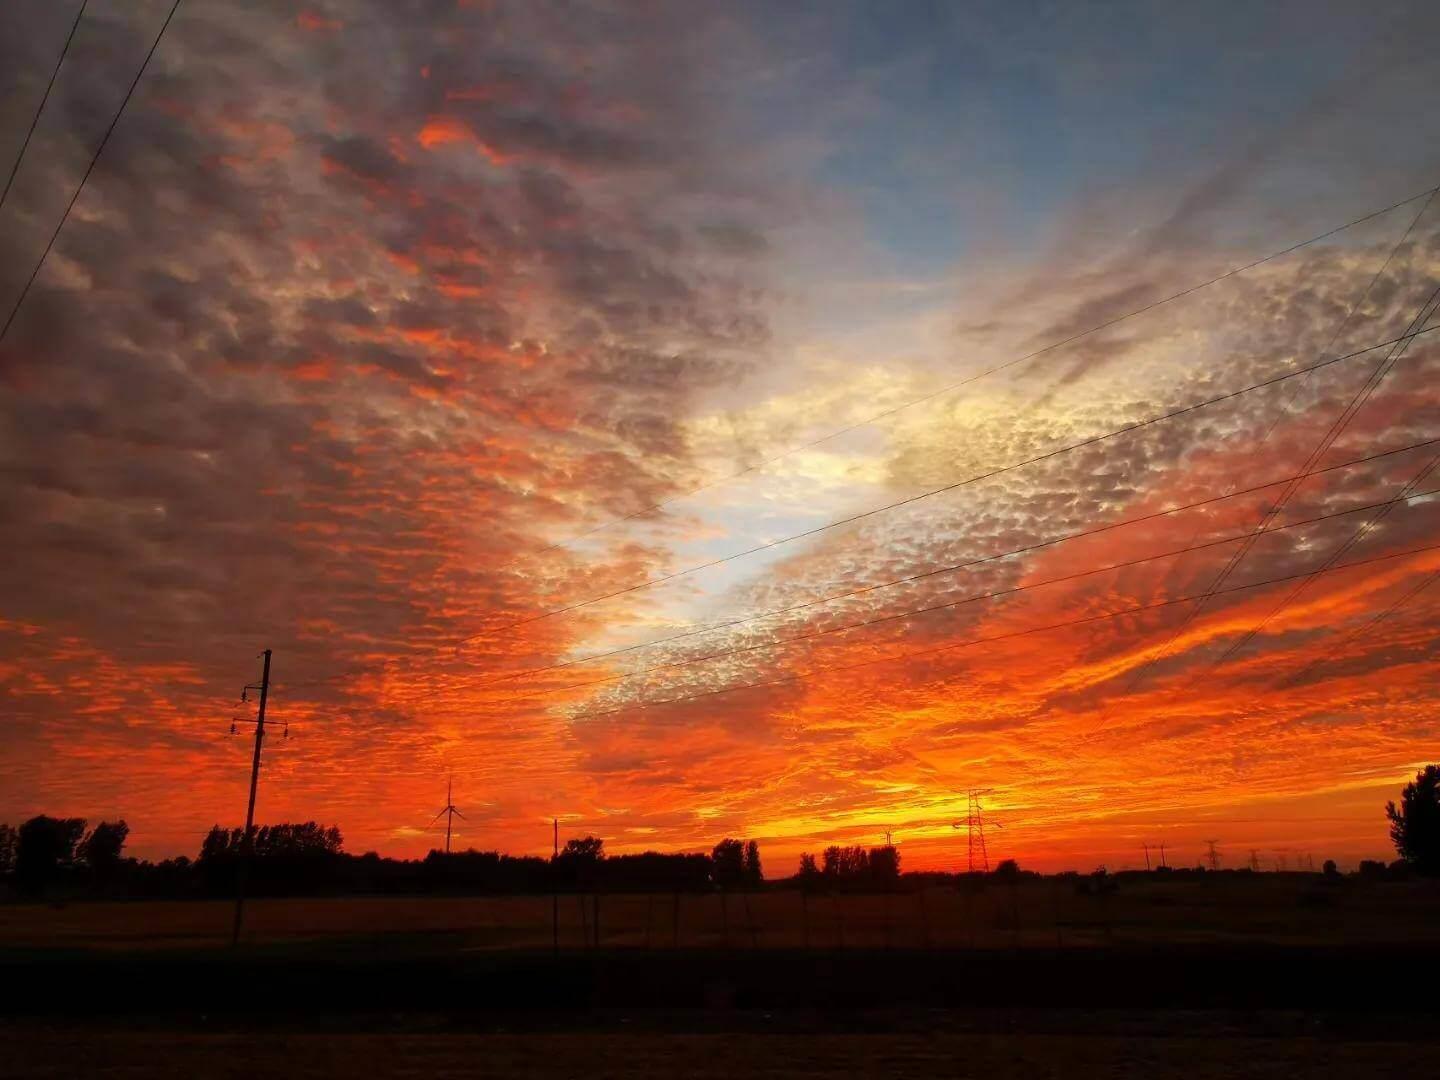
[432,777,465,854]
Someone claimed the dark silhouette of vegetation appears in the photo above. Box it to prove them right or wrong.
[15,816,87,893]
[0,821,735,899]
[200,822,342,860]
[805,843,902,891]
[870,844,901,884]
[1387,764,1440,876]
[797,852,820,890]
[559,836,604,861]
[712,838,744,887]
[744,839,762,885]
[5,789,1435,901]
[79,821,130,879]
[823,844,867,880]
[197,822,345,895]
[711,837,764,888]
[0,823,15,876]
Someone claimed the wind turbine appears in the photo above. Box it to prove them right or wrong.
[432,778,465,854]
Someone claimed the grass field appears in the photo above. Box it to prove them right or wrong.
[3,875,1438,952]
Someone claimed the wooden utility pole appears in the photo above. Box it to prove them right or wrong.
[231,648,272,947]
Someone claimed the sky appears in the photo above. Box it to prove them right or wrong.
[2,0,1439,873]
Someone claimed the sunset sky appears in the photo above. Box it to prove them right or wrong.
[3,0,1439,873]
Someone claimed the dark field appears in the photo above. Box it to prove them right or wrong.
[7,1024,1440,1080]
[3,877,1438,1078]
[5,874,1438,951]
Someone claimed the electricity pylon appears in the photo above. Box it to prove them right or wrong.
[952,789,1000,873]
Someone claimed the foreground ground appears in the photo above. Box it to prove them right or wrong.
[3,880,1437,1078]
[3,875,1437,951]
[7,1021,1440,1080]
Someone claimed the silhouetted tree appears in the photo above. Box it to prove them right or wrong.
[993,858,1020,879]
[1387,765,1440,875]
[1322,859,1339,878]
[1358,859,1388,879]
[79,820,130,875]
[797,852,819,886]
[198,822,343,861]
[560,836,604,861]
[712,838,745,888]
[15,815,87,892]
[821,845,870,884]
[869,844,900,885]
[0,823,15,876]
[744,840,762,886]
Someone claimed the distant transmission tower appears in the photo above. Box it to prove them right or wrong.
[1249,849,1260,872]
[1204,839,1220,872]
[952,789,999,872]
[431,777,465,853]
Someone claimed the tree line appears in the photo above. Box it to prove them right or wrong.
[0,819,785,900]
[4,765,1436,899]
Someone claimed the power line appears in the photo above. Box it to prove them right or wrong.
[501,186,1440,567]
[0,0,88,212]
[0,0,182,345]
[1280,568,1440,688]
[1200,444,1440,677]
[475,323,1440,639]
[463,435,1440,688]
[1119,189,1440,690]
[523,484,1440,701]
[276,432,1440,701]
[1163,283,1440,684]
[560,540,1440,723]
[270,197,1440,700]
[272,324,1440,699]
